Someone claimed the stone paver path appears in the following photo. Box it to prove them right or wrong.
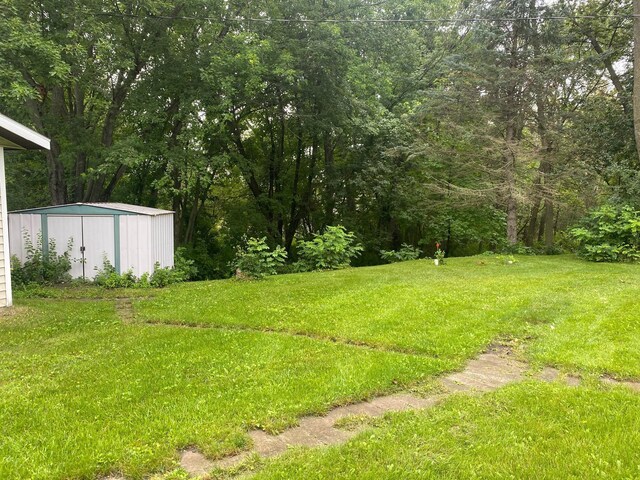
[98,302,640,479]
[180,346,528,476]
[179,347,640,477]
[94,342,640,479]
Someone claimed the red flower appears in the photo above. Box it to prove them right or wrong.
[435,242,441,249]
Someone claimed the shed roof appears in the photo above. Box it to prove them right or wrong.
[0,113,50,150]
[10,202,173,216]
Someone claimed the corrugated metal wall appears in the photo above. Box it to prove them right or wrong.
[151,214,174,269]
[8,213,41,263]
[120,215,152,276]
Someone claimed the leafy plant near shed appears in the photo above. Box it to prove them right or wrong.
[10,232,72,286]
[93,248,197,288]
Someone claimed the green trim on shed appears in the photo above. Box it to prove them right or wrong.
[114,215,121,274]
[40,214,49,258]
[17,205,138,216]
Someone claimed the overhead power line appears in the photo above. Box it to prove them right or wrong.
[92,12,637,24]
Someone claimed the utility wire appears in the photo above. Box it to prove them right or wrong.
[92,12,637,24]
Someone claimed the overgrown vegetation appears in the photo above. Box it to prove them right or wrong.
[380,244,421,263]
[10,233,72,286]
[93,248,196,288]
[6,0,638,275]
[295,226,363,271]
[571,204,640,262]
[232,236,287,279]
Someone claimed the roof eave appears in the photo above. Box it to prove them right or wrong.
[0,114,50,151]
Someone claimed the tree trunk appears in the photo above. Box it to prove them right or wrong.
[633,0,640,161]
[285,124,304,253]
[543,198,554,248]
[47,140,67,204]
[323,133,336,227]
[525,197,541,247]
[505,124,518,245]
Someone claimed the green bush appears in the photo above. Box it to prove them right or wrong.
[93,259,138,288]
[94,249,196,288]
[150,263,180,287]
[571,204,640,262]
[232,236,287,279]
[380,243,421,263]
[11,232,72,286]
[296,225,363,271]
[173,247,198,281]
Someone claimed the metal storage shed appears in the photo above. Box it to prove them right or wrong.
[9,203,174,280]
[0,113,51,307]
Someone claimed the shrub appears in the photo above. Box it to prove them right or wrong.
[11,232,72,286]
[173,247,198,281]
[94,251,194,289]
[380,243,421,263]
[296,225,363,271]
[94,259,137,288]
[150,263,179,287]
[232,236,287,279]
[571,204,640,262]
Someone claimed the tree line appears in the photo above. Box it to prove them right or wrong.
[1,0,638,277]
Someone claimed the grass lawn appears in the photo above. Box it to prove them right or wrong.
[253,382,640,479]
[2,254,640,479]
[137,255,640,378]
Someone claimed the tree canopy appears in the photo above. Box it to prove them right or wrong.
[1,0,637,276]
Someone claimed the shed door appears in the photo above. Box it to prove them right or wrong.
[82,216,114,279]
[47,216,83,278]
[47,215,115,280]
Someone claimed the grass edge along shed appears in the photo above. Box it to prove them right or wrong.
[0,113,51,307]
[9,203,174,280]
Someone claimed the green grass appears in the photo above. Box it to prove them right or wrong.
[253,382,640,479]
[2,255,640,479]
[137,255,640,378]
[0,301,442,479]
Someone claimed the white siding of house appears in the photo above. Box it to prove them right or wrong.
[0,147,11,306]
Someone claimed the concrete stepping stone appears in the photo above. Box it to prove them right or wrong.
[249,430,288,457]
[601,376,640,392]
[538,366,561,382]
[213,451,252,470]
[537,367,581,386]
[441,349,526,392]
[180,449,214,476]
